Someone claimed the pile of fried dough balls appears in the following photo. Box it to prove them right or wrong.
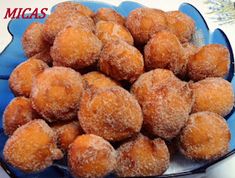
[3,2,234,178]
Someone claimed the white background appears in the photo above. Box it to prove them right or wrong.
[0,0,235,178]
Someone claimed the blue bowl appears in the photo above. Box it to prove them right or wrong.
[0,1,234,177]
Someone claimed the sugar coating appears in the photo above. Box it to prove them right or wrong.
[190,77,234,117]
[68,134,117,178]
[52,121,83,151]
[179,111,231,160]
[9,58,49,97]
[22,22,49,57]
[188,44,230,81]
[55,1,94,17]
[99,40,144,83]
[3,119,63,173]
[131,69,194,139]
[181,43,199,76]
[182,42,198,53]
[31,67,84,122]
[96,20,134,45]
[43,9,95,44]
[166,11,195,43]
[51,26,102,70]
[126,8,168,44]
[182,43,198,63]
[144,30,186,78]
[94,8,125,26]
[78,86,143,141]
[32,48,53,65]
[116,134,170,177]
[82,71,119,90]
[3,97,38,136]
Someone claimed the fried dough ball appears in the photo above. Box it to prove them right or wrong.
[166,11,195,43]
[131,69,194,139]
[31,67,84,122]
[43,10,95,44]
[9,58,48,97]
[83,71,119,90]
[179,112,231,160]
[3,120,63,172]
[182,43,198,61]
[189,77,234,116]
[99,40,144,83]
[32,49,53,65]
[94,8,125,26]
[181,43,198,76]
[79,87,143,141]
[55,1,94,17]
[116,134,169,177]
[126,8,168,45]
[52,121,83,151]
[95,21,134,45]
[188,44,230,81]
[3,97,38,136]
[144,30,186,77]
[51,26,102,70]
[68,134,117,178]
[22,22,49,58]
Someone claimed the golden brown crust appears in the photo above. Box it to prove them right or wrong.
[55,1,94,17]
[82,71,119,90]
[43,10,95,44]
[68,134,116,178]
[144,30,186,78]
[79,87,143,141]
[126,8,168,45]
[3,120,63,172]
[9,59,48,97]
[190,77,234,116]
[131,69,194,139]
[32,48,53,65]
[188,44,230,81]
[52,121,83,151]
[31,67,84,122]
[180,43,199,77]
[116,134,170,177]
[166,11,195,43]
[95,20,133,45]
[99,40,144,83]
[4,4,234,175]
[51,26,102,70]
[22,22,49,57]
[3,97,38,136]
[179,112,231,160]
[94,8,125,25]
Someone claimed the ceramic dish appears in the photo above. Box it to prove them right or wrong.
[0,1,234,177]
